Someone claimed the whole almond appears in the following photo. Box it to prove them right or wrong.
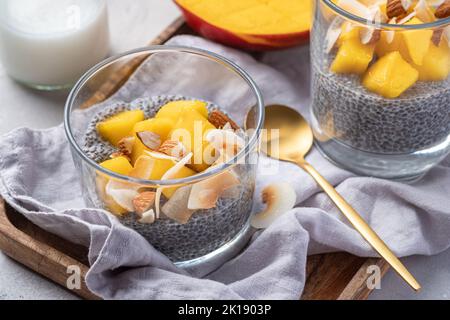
[208,110,240,130]
[133,191,156,215]
[387,0,407,18]
[435,0,450,18]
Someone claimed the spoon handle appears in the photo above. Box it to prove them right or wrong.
[297,159,421,291]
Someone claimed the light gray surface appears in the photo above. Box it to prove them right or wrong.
[0,0,448,300]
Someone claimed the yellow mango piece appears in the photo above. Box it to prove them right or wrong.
[331,37,375,75]
[362,51,419,98]
[337,22,360,47]
[98,156,133,216]
[375,31,409,59]
[169,109,216,172]
[413,41,450,81]
[402,18,433,66]
[134,155,196,198]
[131,118,175,164]
[155,100,208,121]
[100,156,133,176]
[96,110,144,146]
[95,176,128,216]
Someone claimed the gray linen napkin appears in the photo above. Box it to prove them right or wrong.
[1,35,450,299]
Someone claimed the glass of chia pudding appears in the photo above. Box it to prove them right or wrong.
[311,0,450,180]
[64,47,264,268]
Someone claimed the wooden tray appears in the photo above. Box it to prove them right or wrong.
[0,17,389,300]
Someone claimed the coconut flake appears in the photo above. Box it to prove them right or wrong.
[162,185,195,224]
[105,180,139,212]
[251,183,297,229]
[414,0,436,23]
[155,152,193,218]
[138,209,155,224]
[325,17,343,53]
[188,170,240,210]
[398,11,417,24]
[136,131,161,150]
[337,0,372,18]
[205,129,245,159]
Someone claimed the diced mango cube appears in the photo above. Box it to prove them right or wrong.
[375,31,409,59]
[96,110,144,146]
[155,100,209,121]
[100,156,133,175]
[331,37,375,75]
[402,18,433,66]
[131,118,175,164]
[362,51,419,98]
[169,109,216,172]
[413,41,450,81]
[98,156,133,216]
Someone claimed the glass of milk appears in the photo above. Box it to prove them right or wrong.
[0,0,109,90]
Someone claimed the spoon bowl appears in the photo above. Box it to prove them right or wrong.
[254,104,421,291]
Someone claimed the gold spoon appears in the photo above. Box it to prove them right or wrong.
[249,104,421,291]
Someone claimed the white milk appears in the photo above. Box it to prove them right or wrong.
[0,0,109,89]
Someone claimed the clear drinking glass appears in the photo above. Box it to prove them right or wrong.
[64,46,264,268]
[0,0,109,90]
[311,0,450,180]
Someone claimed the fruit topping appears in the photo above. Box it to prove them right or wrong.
[362,51,419,98]
[251,182,297,229]
[161,185,194,224]
[136,131,161,150]
[386,0,408,18]
[132,191,156,215]
[331,35,375,74]
[435,0,450,18]
[207,109,239,130]
[96,110,144,146]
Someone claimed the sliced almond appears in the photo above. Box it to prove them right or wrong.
[208,110,240,130]
[387,0,407,18]
[435,0,450,18]
[158,140,187,159]
[136,131,161,150]
[133,191,156,215]
[138,209,155,224]
[251,183,297,229]
[187,170,240,210]
[144,150,179,162]
[162,185,194,224]
[155,152,193,218]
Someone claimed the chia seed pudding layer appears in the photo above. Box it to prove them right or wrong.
[312,65,450,154]
[82,95,255,262]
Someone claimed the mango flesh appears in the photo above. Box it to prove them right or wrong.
[134,155,196,198]
[98,156,133,216]
[155,100,208,120]
[375,31,409,59]
[401,18,433,66]
[100,156,133,176]
[331,36,375,75]
[96,110,144,146]
[362,51,419,98]
[169,109,216,172]
[413,41,450,81]
[336,22,360,47]
[131,118,175,164]
[176,0,312,35]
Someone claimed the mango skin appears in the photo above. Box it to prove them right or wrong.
[96,110,144,146]
[362,51,419,99]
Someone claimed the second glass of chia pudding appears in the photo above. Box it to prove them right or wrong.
[311,0,450,180]
[65,47,264,269]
